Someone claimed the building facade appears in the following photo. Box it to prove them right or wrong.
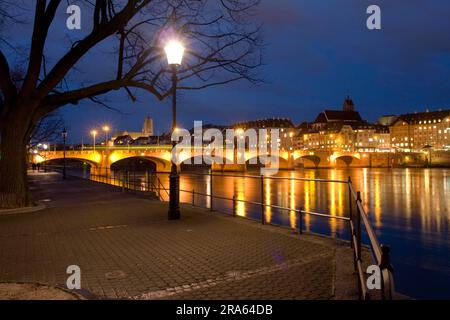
[233,118,297,152]
[296,97,391,152]
[390,110,450,151]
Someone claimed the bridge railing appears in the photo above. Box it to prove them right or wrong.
[40,164,395,300]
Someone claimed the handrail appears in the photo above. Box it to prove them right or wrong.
[178,187,350,221]
[160,171,349,184]
[347,178,395,300]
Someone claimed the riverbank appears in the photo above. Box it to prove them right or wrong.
[0,172,368,300]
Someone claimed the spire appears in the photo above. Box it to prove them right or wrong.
[343,95,355,112]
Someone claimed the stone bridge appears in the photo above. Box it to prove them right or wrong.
[33,146,374,173]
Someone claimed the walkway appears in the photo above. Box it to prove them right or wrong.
[0,172,358,299]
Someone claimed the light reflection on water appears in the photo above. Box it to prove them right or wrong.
[84,166,449,299]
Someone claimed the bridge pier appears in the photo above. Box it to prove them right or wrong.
[212,163,247,172]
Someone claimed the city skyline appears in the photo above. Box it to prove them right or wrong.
[63,102,449,145]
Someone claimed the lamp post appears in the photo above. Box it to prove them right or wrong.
[91,130,97,151]
[62,128,67,180]
[103,125,110,148]
[165,39,185,220]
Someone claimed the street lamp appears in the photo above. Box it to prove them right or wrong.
[165,39,185,220]
[62,128,67,180]
[103,125,110,147]
[91,130,97,151]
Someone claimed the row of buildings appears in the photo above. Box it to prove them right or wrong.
[294,97,449,153]
[110,98,450,153]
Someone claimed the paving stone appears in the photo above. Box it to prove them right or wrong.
[0,174,358,300]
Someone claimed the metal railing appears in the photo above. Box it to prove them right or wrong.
[39,164,395,300]
[347,178,395,300]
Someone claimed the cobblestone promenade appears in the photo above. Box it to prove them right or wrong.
[0,173,358,299]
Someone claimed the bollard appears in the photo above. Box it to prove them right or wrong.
[232,195,236,217]
[192,189,195,207]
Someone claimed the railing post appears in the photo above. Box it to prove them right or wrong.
[298,207,303,235]
[260,175,265,225]
[356,191,362,299]
[158,178,161,199]
[150,171,154,192]
[192,189,195,207]
[232,194,236,217]
[209,170,213,211]
[348,176,353,249]
[379,244,394,300]
[356,191,362,262]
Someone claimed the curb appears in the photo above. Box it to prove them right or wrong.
[0,204,46,216]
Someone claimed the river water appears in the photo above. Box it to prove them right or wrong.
[76,166,450,299]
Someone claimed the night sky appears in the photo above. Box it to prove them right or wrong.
[3,0,450,144]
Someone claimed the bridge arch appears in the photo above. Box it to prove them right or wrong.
[334,154,361,168]
[109,155,171,172]
[295,155,321,168]
[39,157,99,168]
[37,151,103,166]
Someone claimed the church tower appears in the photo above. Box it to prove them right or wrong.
[142,117,154,136]
[343,95,355,112]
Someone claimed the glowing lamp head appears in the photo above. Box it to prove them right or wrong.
[91,130,97,136]
[164,40,185,66]
[102,125,110,132]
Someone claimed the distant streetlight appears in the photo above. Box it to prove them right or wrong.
[91,130,97,151]
[165,39,185,220]
[103,125,110,148]
[62,128,67,180]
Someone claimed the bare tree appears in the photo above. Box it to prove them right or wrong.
[0,0,262,208]
[29,111,65,150]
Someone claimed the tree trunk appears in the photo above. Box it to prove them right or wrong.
[0,117,31,208]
